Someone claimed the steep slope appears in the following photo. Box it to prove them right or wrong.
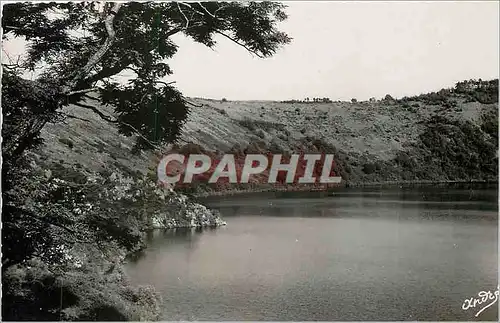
[36,81,498,194]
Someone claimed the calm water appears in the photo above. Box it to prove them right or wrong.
[126,188,498,321]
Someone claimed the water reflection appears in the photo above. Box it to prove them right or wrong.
[126,188,498,321]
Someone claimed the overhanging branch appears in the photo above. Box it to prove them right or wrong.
[67,88,98,96]
[197,2,216,18]
[215,31,264,58]
[61,3,122,94]
[73,102,117,123]
[177,2,190,29]
[73,102,165,151]
[182,98,203,107]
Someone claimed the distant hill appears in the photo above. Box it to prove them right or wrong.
[34,79,498,194]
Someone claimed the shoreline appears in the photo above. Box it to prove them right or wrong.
[191,180,498,198]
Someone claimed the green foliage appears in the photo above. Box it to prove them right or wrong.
[400,79,498,107]
[454,79,498,104]
[405,89,452,106]
[395,116,498,180]
[2,3,291,319]
[2,257,160,321]
[384,94,395,102]
[1,160,180,319]
[1,70,62,162]
[283,97,332,103]
[480,109,499,139]
[100,82,189,149]
[2,1,291,153]
[362,163,378,174]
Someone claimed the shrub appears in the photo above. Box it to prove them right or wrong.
[396,115,499,181]
[59,138,74,149]
[238,118,256,131]
[221,98,227,102]
[237,118,286,132]
[216,108,227,115]
[455,79,498,104]
[351,98,357,103]
[256,129,266,139]
[277,133,288,141]
[480,109,499,139]
[362,163,377,174]
[442,100,457,109]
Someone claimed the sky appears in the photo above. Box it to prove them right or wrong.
[2,1,499,101]
[167,1,499,101]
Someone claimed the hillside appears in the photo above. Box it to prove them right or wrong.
[36,79,498,195]
[7,79,495,320]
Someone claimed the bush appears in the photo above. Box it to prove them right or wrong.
[215,108,227,115]
[237,118,256,131]
[237,118,286,132]
[221,98,227,102]
[58,138,74,149]
[2,258,161,321]
[362,163,377,174]
[256,129,266,139]
[0,160,175,320]
[394,115,498,181]
[455,79,498,104]
[480,109,499,139]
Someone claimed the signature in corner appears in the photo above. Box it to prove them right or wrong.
[462,285,499,317]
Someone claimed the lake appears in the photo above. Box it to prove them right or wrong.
[125,187,498,321]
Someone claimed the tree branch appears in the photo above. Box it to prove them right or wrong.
[18,207,93,243]
[165,27,183,38]
[85,58,132,85]
[61,3,122,94]
[119,121,164,151]
[67,88,98,96]
[177,2,190,29]
[215,31,264,58]
[156,80,176,86]
[83,94,100,101]
[178,2,206,17]
[182,98,203,107]
[59,112,92,123]
[197,2,216,18]
[73,102,118,123]
[73,102,165,151]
